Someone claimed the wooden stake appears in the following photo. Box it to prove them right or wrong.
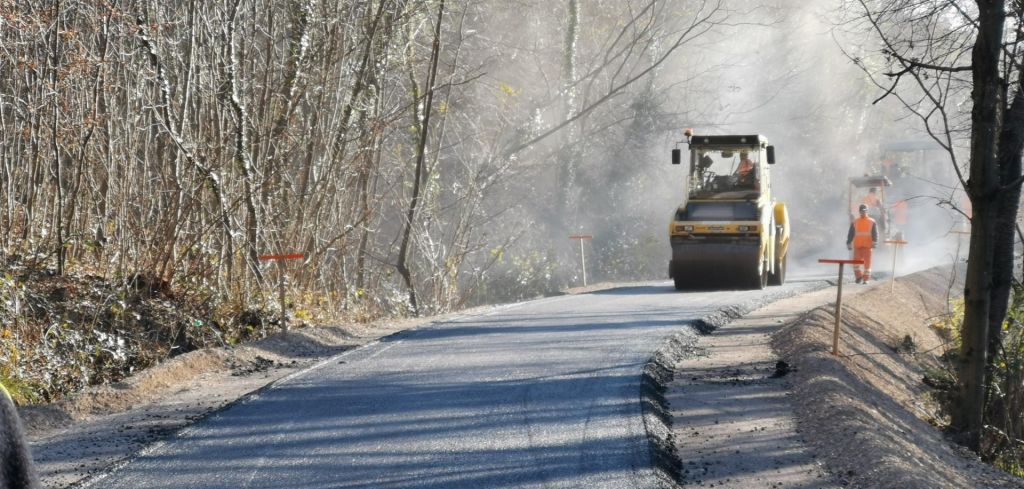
[833,263,844,356]
[884,240,908,293]
[819,258,864,356]
[569,235,593,287]
[278,262,287,332]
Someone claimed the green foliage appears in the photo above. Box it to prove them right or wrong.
[0,373,42,405]
[995,458,1024,479]
[982,283,1024,469]
[932,298,964,347]
[935,284,1024,473]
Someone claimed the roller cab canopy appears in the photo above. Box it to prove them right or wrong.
[849,175,892,189]
[881,139,944,152]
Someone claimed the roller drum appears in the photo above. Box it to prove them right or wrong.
[670,241,762,289]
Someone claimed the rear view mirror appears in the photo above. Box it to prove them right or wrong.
[767,146,776,165]
[672,149,681,165]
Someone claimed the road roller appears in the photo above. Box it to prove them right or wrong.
[668,131,789,290]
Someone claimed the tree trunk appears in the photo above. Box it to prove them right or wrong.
[953,0,1005,452]
[50,0,65,276]
[556,0,581,226]
[224,0,263,284]
[989,87,1024,363]
[396,0,445,316]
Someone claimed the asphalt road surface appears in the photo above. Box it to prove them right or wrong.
[89,279,822,489]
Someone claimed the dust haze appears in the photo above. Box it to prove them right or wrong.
[468,0,966,301]
[0,0,971,317]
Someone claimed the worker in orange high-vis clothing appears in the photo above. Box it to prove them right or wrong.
[861,187,881,209]
[847,203,879,284]
[735,151,756,187]
[850,187,881,217]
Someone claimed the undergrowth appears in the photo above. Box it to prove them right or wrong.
[0,257,328,405]
[926,283,1024,477]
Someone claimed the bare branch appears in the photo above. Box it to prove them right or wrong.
[504,0,723,157]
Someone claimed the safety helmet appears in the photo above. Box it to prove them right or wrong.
[858,204,868,212]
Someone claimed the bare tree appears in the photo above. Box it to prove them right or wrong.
[395,0,446,315]
[844,0,1023,451]
[0,0,742,339]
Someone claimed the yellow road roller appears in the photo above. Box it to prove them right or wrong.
[668,132,789,290]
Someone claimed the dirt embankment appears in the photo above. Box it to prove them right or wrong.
[775,268,1024,488]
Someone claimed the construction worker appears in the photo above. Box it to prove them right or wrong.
[735,151,755,187]
[861,187,882,210]
[697,151,714,178]
[880,157,895,177]
[847,203,879,284]
[850,187,880,217]
[880,157,905,178]
[859,187,887,236]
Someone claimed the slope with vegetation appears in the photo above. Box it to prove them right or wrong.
[0,259,288,405]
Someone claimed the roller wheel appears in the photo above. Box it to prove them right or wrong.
[751,263,768,290]
[769,253,787,286]
[673,275,686,290]
[671,262,688,290]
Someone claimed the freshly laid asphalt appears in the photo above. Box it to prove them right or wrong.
[87,279,825,489]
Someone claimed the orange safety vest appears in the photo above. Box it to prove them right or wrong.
[737,159,754,177]
[852,216,876,248]
[861,193,880,208]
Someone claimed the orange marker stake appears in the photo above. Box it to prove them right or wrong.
[569,235,593,286]
[258,253,306,332]
[819,258,865,356]
[884,240,908,293]
[258,253,306,261]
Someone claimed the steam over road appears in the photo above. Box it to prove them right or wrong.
[90,280,823,488]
